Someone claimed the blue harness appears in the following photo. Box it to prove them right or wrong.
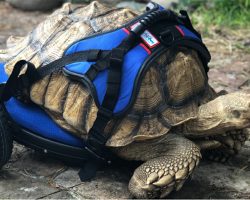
[0,3,210,179]
[63,24,207,115]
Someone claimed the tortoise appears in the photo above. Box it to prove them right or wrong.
[0,2,250,199]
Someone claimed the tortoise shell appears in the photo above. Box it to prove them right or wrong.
[0,1,215,147]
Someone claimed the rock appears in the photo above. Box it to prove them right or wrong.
[0,168,58,199]
[239,79,250,90]
[116,1,146,11]
[6,0,63,11]
[116,0,179,11]
[152,0,179,9]
[244,40,250,47]
[1,142,250,198]
[70,0,90,3]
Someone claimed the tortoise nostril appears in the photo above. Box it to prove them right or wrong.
[232,110,241,118]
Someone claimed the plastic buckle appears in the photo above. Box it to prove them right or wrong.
[159,30,175,46]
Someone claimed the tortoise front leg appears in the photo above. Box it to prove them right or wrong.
[184,91,250,137]
[114,134,201,198]
[202,129,249,162]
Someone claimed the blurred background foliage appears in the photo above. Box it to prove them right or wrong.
[177,0,250,29]
[4,0,250,29]
[173,0,250,54]
[3,0,250,50]
[65,0,250,29]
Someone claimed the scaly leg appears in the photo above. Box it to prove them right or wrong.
[113,134,201,198]
[203,129,249,162]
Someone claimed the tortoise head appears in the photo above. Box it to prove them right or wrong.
[183,91,250,152]
[222,91,250,127]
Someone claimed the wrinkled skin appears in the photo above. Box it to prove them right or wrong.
[113,91,250,198]
[0,2,249,199]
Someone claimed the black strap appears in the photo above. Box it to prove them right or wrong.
[38,50,109,79]
[83,31,139,162]
[78,160,101,181]
[79,47,132,182]
[85,32,138,81]
[179,10,201,39]
[85,54,110,81]
[79,34,140,182]
[0,50,109,103]
[174,39,211,72]
[159,25,211,72]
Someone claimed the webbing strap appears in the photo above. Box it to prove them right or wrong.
[0,50,109,103]
[85,33,138,81]
[175,39,211,72]
[179,10,201,39]
[83,34,138,163]
[79,35,138,181]
[85,54,110,81]
[159,25,210,72]
[39,50,108,78]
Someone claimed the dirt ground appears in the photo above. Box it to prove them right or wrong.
[0,1,250,199]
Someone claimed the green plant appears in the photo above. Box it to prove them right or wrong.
[177,0,250,28]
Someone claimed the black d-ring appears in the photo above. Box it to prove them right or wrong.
[159,30,175,46]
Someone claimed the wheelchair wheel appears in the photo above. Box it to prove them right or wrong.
[0,104,13,169]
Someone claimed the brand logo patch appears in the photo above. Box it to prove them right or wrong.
[141,30,160,48]
[130,22,160,48]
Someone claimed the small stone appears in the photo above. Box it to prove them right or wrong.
[153,0,179,9]
[116,1,146,11]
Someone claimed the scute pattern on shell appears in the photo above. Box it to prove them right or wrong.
[0,2,214,147]
[107,49,213,147]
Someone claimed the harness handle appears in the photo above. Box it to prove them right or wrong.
[131,10,184,35]
[0,60,38,103]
